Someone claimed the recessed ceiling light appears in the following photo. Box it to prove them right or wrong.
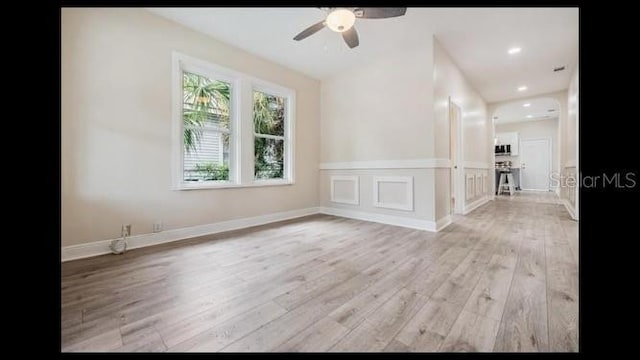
[517,86,528,92]
[523,103,531,107]
[508,47,521,55]
[526,115,533,118]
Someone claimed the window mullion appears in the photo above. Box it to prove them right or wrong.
[239,77,254,186]
[254,133,284,141]
[184,125,230,134]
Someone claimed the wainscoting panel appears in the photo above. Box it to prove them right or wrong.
[466,174,475,201]
[482,173,488,195]
[330,175,360,205]
[475,173,483,198]
[373,176,414,211]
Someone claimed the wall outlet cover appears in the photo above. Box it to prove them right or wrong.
[153,221,163,233]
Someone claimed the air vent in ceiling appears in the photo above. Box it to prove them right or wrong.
[553,66,566,72]
[493,116,498,119]
[548,109,556,112]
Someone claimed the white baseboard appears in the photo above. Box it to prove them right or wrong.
[435,215,452,231]
[62,207,320,262]
[562,199,577,220]
[319,206,438,232]
[463,196,490,215]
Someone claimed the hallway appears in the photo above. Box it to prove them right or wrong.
[61,193,578,352]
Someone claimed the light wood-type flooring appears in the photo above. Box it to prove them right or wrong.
[61,192,578,352]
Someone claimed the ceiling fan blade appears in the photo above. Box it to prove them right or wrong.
[355,8,407,19]
[293,20,326,41]
[342,27,359,48]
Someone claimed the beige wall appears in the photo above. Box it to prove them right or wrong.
[433,40,490,219]
[61,9,321,246]
[320,41,434,162]
[496,118,560,186]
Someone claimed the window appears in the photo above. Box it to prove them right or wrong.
[182,72,231,183]
[172,52,295,190]
[254,90,286,180]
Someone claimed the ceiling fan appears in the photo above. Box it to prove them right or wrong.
[293,8,407,49]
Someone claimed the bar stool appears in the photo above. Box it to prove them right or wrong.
[498,171,515,196]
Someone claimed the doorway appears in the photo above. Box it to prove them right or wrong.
[449,99,463,214]
[520,138,551,191]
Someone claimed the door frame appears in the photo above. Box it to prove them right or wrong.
[519,137,552,191]
[449,98,464,214]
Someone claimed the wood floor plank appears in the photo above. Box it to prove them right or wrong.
[273,267,359,311]
[493,273,549,352]
[62,316,121,349]
[463,254,517,321]
[220,273,376,352]
[404,246,472,297]
[517,239,546,281]
[330,288,426,352]
[274,317,350,352]
[546,272,578,352]
[383,339,413,352]
[115,324,166,352]
[62,329,123,352]
[328,257,424,329]
[167,301,287,352]
[430,249,491,307]
[439,310,500,352]
[546,235,578,352]
[393,298,461,351]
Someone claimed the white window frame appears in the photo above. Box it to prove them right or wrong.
[171,52,295,190]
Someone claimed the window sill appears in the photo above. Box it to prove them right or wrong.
[175,180,293,191]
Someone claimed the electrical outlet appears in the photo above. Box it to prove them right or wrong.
[122,224,131,237]
[153,221,163,233]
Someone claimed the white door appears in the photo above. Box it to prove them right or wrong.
[520,139,551,191]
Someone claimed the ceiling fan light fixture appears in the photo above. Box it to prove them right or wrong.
[326,9,356,33]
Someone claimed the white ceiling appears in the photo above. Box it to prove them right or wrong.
[148,7,578,103]
[493,97,559,124]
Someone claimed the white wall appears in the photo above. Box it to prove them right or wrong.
[61,9,320,246]
[320,43,434,162]
[495,118,560,190]
[433,40,491,219]
[560,65,578,218]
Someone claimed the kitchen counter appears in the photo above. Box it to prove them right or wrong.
[495,168,520,194]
